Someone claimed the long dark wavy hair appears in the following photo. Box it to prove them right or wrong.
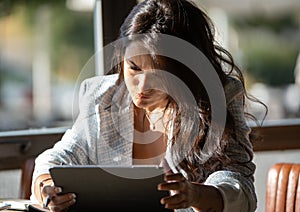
[110,0,268,181]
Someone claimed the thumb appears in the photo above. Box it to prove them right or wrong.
[42,185,56,196]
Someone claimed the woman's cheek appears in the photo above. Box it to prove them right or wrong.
[125,81,137,99]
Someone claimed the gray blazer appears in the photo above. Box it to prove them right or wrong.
[32,74,257,211]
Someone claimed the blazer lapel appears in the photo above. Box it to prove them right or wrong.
[97,82,134,165]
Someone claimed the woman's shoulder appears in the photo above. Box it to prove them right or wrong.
[224,76,243,90]
[81,74,119,89]
[79,74,119,94]
[78,74,120,107]
[224,76,244,103]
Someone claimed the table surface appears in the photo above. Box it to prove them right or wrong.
[0,199,49,212]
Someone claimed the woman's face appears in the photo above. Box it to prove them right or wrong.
[123,43,169,112]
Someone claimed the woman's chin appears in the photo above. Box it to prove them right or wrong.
[133,99,150,109]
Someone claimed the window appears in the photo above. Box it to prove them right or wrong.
[1,0,300,131]
[199,0,300,122]
[0,0,94,131]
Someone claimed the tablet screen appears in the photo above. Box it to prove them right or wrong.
[50,165,171,211]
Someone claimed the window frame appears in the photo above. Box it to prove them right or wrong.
[1,0,299,171]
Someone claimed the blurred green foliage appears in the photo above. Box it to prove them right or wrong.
[233,13,300,87]
[1,0,94,81]
[245,42,297,86]
[233,13,299,33]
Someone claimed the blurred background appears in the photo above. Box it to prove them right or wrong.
[0,0,300,132]
[0,0,94,131]
[0,1,299,212]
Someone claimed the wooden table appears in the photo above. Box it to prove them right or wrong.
[0,199,49,212]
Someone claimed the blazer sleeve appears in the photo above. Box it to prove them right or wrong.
[170,79,257,212]
[204,78,257,212]
[30,77,104,203]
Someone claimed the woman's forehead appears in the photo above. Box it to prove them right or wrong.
[123,41,175,71]
[124,41,151,58]
[125,55,159,71]
[124,42,157,69]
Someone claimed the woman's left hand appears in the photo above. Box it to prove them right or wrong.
[157,172,223,211]
[157,172,200,209]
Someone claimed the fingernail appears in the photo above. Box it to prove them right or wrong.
[71,193,76,198]
[55,187,62,193]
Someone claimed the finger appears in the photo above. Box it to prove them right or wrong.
[50,199,76,212]
[42,185,56,196]
[48,205,63,212]
[51,193,76,206]
[164,173,185,181]
[158,181,186,191]
[161,193,184,205]
[165,200,189,209]
[48,194,76,212]
[54,187,63,194]
[161,194,188,209]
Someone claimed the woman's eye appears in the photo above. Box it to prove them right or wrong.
[130,65,141,71]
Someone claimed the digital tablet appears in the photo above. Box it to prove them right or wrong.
[49,165,172,211]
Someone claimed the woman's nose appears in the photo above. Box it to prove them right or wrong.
[136,73,149,91]
[135,73,151,92]
[134,72,161,92]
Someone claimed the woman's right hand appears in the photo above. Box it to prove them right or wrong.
[41,185,76,212]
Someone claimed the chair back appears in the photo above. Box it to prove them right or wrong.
[20,157,35,199]
[266,163,300,212]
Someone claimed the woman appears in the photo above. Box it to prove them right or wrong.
[31,0,266,211]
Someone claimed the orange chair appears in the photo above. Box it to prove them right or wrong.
[19,157,36,199]
[266,163,300,212]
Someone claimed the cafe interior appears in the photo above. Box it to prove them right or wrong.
[0,0,299,211]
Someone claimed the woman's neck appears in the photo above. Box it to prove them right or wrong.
[134,105,171,133]
[134,106,149,132]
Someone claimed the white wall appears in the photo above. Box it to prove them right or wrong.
[0,169,21,199]
[253,149,300,212]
